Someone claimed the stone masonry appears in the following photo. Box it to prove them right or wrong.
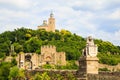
[78,36,99,75]
[38,12,55,32]
[16,45,66,70]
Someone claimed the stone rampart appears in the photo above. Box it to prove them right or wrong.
[25,70,120,80]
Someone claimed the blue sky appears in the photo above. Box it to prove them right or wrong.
[0,0,120,46]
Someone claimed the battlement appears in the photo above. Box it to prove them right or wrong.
[41,45,56,53]
[17,45,66,70]
[41,45,56,49]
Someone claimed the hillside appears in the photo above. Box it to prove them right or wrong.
[0,27,120,65]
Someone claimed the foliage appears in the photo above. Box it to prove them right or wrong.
[64,60,78,70]
[56,60,78,70]
[98,53,120,65]
[9,66,25,80]
[11,58,17,66]
[33,73,41,80]
[33,72,77,80]
[42,64,55,69]
[95,39,120,54]
[0,62,11,80]
[42,60,78,70]
[99,68,110,71]
[0,62,23,80]
[55,74,64,80]
[9,66,19,80]
[0,27,120,65]
[0,52,5,58]
[66,72,77,80]
[33,72,50,80]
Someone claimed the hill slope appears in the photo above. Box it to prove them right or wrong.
[0,28,120,65]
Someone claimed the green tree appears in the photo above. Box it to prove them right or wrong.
[0,62,11,80]
[23,37,42,53]
[9,66,25,80]
[11,58,17,66]
[13,43,23,53]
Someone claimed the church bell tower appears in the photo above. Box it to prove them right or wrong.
[48,12,55,32]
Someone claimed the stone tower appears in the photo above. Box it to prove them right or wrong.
[17,52,39,70]
[78,36,99,74]
[48,12,55,32]
[40,45,66,65]
[38,12,55,32]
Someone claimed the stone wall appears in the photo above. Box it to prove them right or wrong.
[87,71,120,80]
[99,63,120,71]
[17,45,66,70]
[25,70,120,80]
[25,70,77,80]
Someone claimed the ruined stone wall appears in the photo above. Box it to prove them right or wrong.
[99,63,120,71]
[41,45,56,54]
[40,45,66,66]
[31,53,39,69]
[56,52,66,65]
[25,70,120,80]
[16,45,66,70]
[87,72,120,80]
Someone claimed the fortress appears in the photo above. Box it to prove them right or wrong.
[16,45,66,70]
[3,13,120,80]
[38,12,55,32]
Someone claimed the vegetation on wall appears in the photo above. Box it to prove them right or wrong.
[42,60,78,70]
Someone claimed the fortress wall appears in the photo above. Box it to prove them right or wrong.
[31,53,39,69]
[99,63,120,71]
[25,70,120,80]
[41,45,56,53]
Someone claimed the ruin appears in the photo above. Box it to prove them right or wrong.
[16,45,66,70]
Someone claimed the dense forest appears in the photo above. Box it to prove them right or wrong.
[0,27,120,65]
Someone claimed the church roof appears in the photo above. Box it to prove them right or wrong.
[39,24,48,27]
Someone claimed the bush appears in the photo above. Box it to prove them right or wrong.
[43,64,55,69]
[33,72,50,80]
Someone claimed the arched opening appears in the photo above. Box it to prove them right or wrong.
[45,56,51,64]
[25,54,32,70]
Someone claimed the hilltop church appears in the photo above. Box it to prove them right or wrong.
[38,12,55,32]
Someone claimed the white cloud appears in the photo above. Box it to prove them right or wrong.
[0,0,120,46]
[91,30,120,46]
[0,9,31,19]
[108,8,120,20]
[68,0,120,11]
[0,24,21,33]
[115,30,120,41]
[0,0,33,9]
